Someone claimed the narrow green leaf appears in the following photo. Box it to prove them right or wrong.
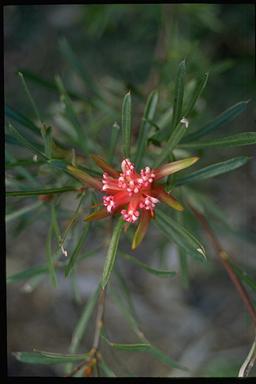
[14,351,89,365]
[6,159,45,168]
[182,100,249,142]
[18,71,42,123]
[56,76,88,153]
[176,211,189,287]
[228,261,256,292]
[101,218,124,289]
[6,201,43,223]
[5,134,21,146]
[179,249,189,288]
[178,132,256,149]
[69,287,99,354]
[183,72,208,118]
[169,60,186,136]
[111,288,187,372]
[144,118,161,135]
[59,38,98,96]
[60,192,87,245]
[44,126,53,158]
[18,68,80,99]
[65,286,99,374]
[99,358,116,377]
[47,159,68,170]
[7,265,48,284]
[121,91,132,158]
[65,224,90,276]
[102,336,150,352]
[135,90,158,168]
[147,346,187,371]
[7,186,78,197]
[175,156,250,186]
[50,202,61,241]
[149,108,173,143]
[46,222,57,287]
[155,208,206,262]
[5,105,40,134]
[7,123,46,158]
[120,252,176,278]
[155,117,190,166]
[107,122,120,163]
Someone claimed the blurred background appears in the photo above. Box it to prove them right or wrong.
[5,4,256,377]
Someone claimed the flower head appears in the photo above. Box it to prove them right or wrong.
[67,155,199,249]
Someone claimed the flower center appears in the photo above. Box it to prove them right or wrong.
[102,159,159,223]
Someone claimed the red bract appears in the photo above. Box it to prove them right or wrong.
[67,155,199,249]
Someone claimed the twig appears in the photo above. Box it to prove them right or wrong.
[190,205,256,327]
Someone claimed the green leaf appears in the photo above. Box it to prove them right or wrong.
[65,286,99,374]
[111,288,187,372]
[7,265,48,284]
[17,68,80,100]
[182,100,249,142]
[6,159,45,168]
[121,91,132,158]
[107,122,120,163]
[7,186,78,197]
[155,208,206,262]
[46,220,57,287]
[44,126,53,158]
[18,71,42,123]
[170,60,186,136]
[47,159,68,170]
[102,336,151,352]
[155,117,190,166]
[5,105,40,134]
[13,351,89,365]
[59,38,98,96]
[65,224,90,276]
[135,90,158,168]
[149,108,173,143]
[147,345,187,371]
[175,156,250,186]
[56,76,88,153]
[6,201,43,223]
[99,358,116,377]
[178,132,256,149]
[7,123,46,158]
[179,249,189,288]
[120,252,176,278]
[101,218,124,289]
[228,261,256,292]
[69,287,99,354]
[50,202,61,243]
[183,72,209,118]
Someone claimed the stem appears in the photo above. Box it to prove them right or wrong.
[92,288,106,349]
[190,205,256,327]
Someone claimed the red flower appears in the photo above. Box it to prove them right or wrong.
[67,155,199,249]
